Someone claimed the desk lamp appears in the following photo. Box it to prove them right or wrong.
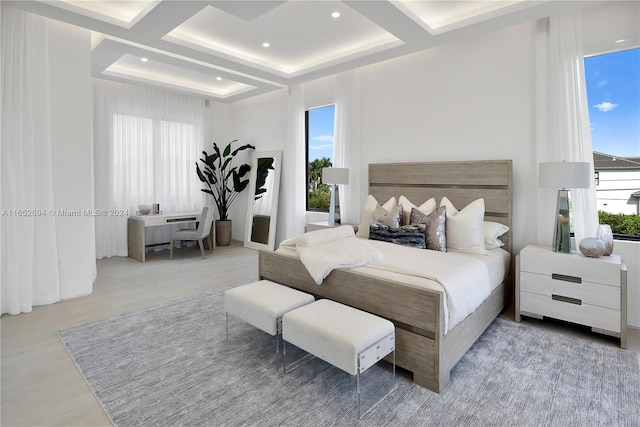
[322,167,349,226]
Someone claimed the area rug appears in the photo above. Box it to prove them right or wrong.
[58,287,640,426]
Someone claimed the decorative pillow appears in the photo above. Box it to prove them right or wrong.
[439,197,487,255]
[399,195,436,226]
[410,206,446,252]
[373,204,403,228]
[369,222,426,249]
[356,195,396,238]
[484,221,509,250]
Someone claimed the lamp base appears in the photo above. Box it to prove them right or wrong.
[552,189,573,253]
[328,184,341,226]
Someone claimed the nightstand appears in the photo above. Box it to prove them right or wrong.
[515,245,627,348]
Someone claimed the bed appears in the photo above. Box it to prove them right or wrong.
[259,160,513,392]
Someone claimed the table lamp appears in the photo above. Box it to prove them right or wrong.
[322,167,349,226]
[539,161,591,253]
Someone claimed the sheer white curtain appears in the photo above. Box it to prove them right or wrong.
[536,12,598,247]
[1,7,61,314]
[93,79,206,258]
[333,70,362,226]
[280,85,306,241]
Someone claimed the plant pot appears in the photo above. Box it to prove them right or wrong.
[216,220,232,246]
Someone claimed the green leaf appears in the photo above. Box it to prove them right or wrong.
[231,144,256,156]
[237,163,252,178]
[206,154,218,165]
[197,140,253,222]
[195,163,206,182]
[221,157,232,172]
[232,171,250,193]
[213,143,222,163]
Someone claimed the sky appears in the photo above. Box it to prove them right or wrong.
[584,47,640,158]
[307,104,335,164]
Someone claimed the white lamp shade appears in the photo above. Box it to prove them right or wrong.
[322,167,349,185]
[539,162,591,189]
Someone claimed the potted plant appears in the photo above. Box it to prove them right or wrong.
[196,140,255,246]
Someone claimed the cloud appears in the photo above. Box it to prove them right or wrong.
[310,143,333,151]
[593,101,618,112]
[597,80,608,88]
[312,134,334,143]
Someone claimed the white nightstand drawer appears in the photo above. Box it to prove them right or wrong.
[520,246,621,286]
[520,271,620,310]
[520,291,620,333]
[516,245,627,348]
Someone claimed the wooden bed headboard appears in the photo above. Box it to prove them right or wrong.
[368,160,513,253]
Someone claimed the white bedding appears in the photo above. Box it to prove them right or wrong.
[279,226,383,284]
[276,240,509,332]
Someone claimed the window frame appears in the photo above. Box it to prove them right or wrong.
[304,103,335,213]
[583,47,640,240]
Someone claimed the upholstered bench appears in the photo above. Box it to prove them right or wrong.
[224,280,315,353]
[282,299,396,418]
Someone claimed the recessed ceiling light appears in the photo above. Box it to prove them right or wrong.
[216,77,222,81]
[262,42,270,48]
[615,39,627,43]
[140,57,148,62]
[331,11,340,18]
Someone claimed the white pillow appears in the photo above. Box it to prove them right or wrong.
[439,197,487,255]
[484,221,509,250]
[356,195,396,238]
[399,195,436,226]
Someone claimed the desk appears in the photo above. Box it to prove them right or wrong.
[128,211,202,262]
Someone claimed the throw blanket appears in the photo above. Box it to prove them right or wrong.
[279,226,383,285]
[364,239,491,330]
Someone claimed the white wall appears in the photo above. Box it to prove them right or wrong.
[48,18,96,299]
[228,89,288,242]
[205,100,232,148]
[228,22,541,256]
[359,22,537,254]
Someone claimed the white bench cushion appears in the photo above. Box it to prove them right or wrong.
[225,280,314,336]
[283,299,395,375]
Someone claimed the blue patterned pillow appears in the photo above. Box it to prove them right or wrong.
[368,222,426,249]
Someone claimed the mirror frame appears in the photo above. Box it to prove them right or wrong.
[243,150,282,251]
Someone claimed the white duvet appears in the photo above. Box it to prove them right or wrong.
[364,240,491,330]
[279,226,383,285]
[278,228,502,332]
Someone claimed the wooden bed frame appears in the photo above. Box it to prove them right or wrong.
[259,160,513,392]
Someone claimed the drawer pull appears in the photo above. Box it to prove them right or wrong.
[551,273,582,284]
[552,294,582,305]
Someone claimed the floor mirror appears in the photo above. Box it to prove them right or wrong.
[244,150,282,251]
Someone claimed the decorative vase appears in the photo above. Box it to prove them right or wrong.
[216,220,232,246]
[596,224,614,256]
[579,238,605,258]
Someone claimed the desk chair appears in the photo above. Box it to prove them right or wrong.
[169,206,214,259]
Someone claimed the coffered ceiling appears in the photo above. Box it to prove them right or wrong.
[5,1,636,102]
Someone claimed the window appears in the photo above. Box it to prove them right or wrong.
[584,47,640,238]
[112,113,200,211]
[305,104,335,211]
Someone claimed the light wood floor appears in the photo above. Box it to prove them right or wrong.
[1,243,638,427]
[1,241,259,427]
